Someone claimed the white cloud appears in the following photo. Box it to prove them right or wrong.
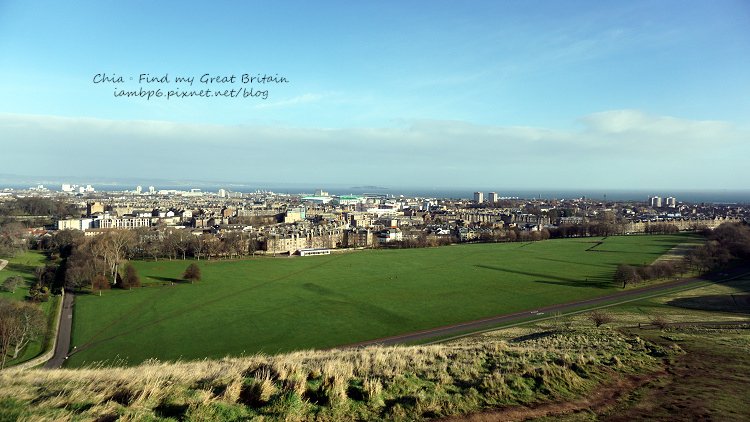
[581,109,736,139]
[0,111,746,189]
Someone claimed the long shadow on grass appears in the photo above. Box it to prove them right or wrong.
[585,249,656,254]
[149,276,187,284]
[536,257,611,269]
[475,264,580,283]
[511,330,557,343]
[532,278,612,289]
[667,294,750,314]
[301,282,337,296]
[7,262,38,275]
[300,283,405,325]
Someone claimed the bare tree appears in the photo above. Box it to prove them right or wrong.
[48,229,85,258]
[614,264,640,288]
[144,235,164,261]
[164,230,194,260]
[2,276,22,293]
[105,230,137,285]
[650,314,670,330]
[587,309,614,327]
[10,302,46,359]
[192,235,206,260]
[204,236,221,260]
[0,299,47,368]
[223,232,244,259]
[0,221,28,257]
[65,244,106,292]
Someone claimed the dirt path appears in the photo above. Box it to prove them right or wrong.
[601,331,750,421]
[342,264,750,348]
[0,258,8,271]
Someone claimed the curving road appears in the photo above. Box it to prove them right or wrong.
[44,291,74,369]
[341,264,750,348]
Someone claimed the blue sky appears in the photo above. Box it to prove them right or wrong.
[0,1,748,191]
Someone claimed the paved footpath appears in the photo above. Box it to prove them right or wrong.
[0,259,8,271]
[342,264,750,348]
[44,291,75,369]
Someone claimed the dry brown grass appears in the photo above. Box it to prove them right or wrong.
[0,328,671,421]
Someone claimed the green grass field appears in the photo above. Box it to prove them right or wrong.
[0,250,48,302]
[67,234,695,367]
[0,251,59,367]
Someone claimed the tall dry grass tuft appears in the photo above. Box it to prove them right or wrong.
[222,378,244,403]
[283,370,308,397]
[128,365,176,407]
[240,367,278,406]
[271,357,303,382]
[320,360,351,405]
[480,371,509,399]
[362,376,383,405]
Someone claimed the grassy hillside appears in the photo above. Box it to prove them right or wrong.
[0,251,59,367]
[0,325,674,421]
[493,273,750,422]
[67,235,693,366]
[593,274,750,421]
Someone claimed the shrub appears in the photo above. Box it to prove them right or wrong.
[183,263,201,283]
[587,309,614,327]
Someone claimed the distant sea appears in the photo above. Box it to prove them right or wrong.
[319,188,750,204]
[2,179,749,204]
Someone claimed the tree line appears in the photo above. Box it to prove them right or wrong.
[549,221,680,238]
[614,222,750,288]
[0,298,47,369]
[0,221,28,257]
[385,221,684,249]
[38,228,239,293]
[0,197,78,232]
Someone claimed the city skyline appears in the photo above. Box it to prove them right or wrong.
[0,1,748,190]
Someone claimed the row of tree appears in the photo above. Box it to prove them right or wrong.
[0,298,47,369]
[46,229,210,293]
[549,222,682,238]
[613,260,687,288]
[0,197,78,232]
[0,197,76,218]
[614,222,750,287]
[0,221,28,257]
[392,220,689,249]
[686,222,750,270]
[42,228,262,264]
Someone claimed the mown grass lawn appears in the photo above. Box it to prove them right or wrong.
[67,234,695,367]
